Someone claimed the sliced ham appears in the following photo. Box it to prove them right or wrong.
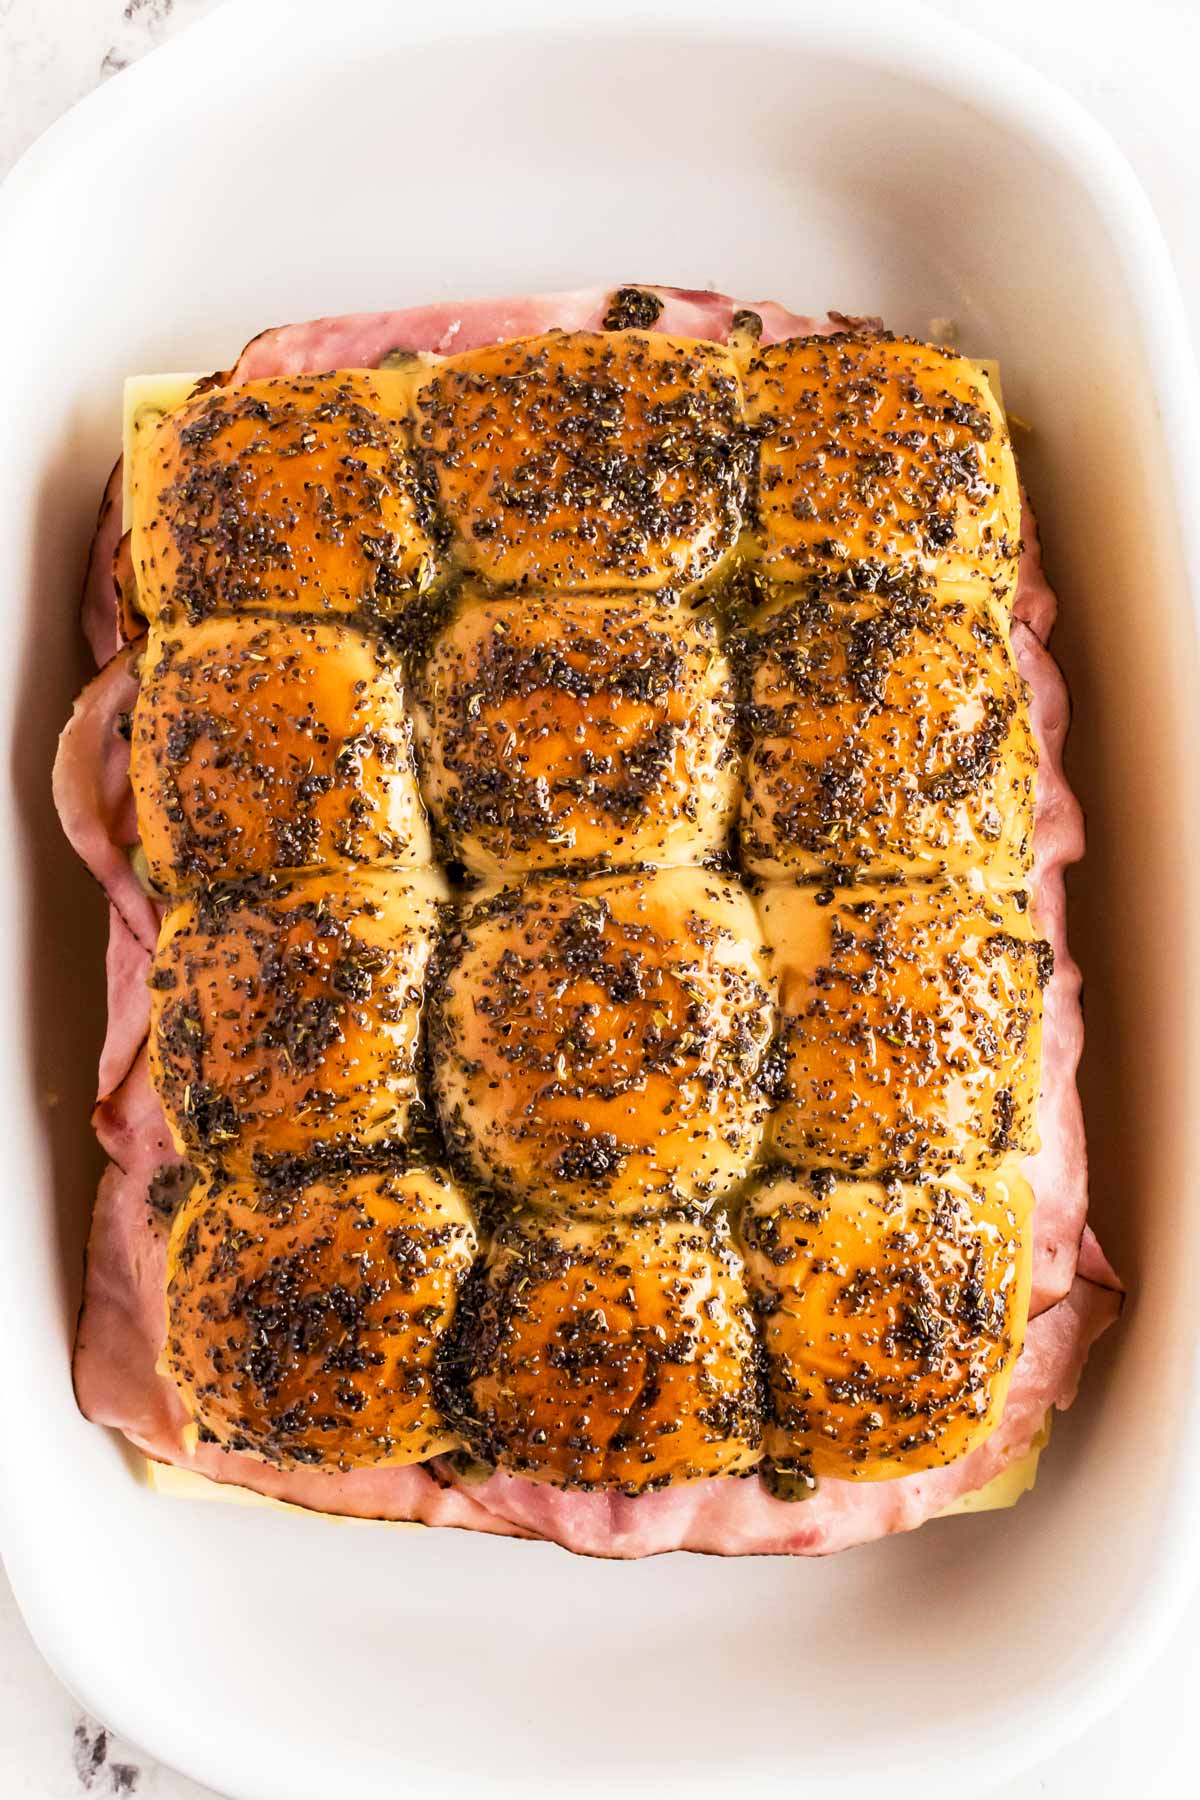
[1076,1223,1123,1292]
[81,460,124,667]
[63,287,1113,1554]
[97,905,151,1101]
[1014,487,1057,642]
[74,1161,187,1453]
[155,1440,529,1535]
[52,645,161,953]
[73,1158,525,1537]
[1028,960,1088,1313]
[1020,622,1090,1314]
[434,1271,1120,1559]
[92,1044,178,1179]
[227,283,824,383]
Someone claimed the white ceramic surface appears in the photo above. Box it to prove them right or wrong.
[2,3,1199,1797]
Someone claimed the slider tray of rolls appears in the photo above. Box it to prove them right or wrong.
[55,284,1121,1560]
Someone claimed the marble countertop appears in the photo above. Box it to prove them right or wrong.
[2,1,1197,1795]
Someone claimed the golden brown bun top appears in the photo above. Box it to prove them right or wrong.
[452,1211,762,1492]
[149,867,445,1174]
[164,1165,476,1471]
[413,588,737,878]
[743,1165,1033,1479]
[414,331,745,590]
[129,325,1038,1498]
[762,878,1049,1176]
[744,335,1018,595]
[737,586,1036,883]
[430,866,774,1215]
[131,614,431,891]
[130,370,438,627]
[129,332,1017,619]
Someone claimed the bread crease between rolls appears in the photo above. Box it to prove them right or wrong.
[124,323,1043,1491]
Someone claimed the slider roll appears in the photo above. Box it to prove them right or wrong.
[429,867,774,1216]
[414,331,746,591]
[149,868,445,1174]
[129,370,440,628]
[131,615,431,893]
[164,1166,477,1470]
[760,879,1049,1177]
[743,333,1019,602]
[742,1167,1033,1480]
[448,1212,762,1492]
[413,588,738,879]
[736,585,1036,884]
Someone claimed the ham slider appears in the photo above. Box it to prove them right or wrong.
[55,285,1117,1555]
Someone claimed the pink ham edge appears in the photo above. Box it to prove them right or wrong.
[1014,485,1057,642]
[64,286,1110,1551]
[97,906,152,1102]
[74,1162,185,1455]
[434,1272,1121,1560]
[1020,620,1090,1313]
[227,283,825,381]
[172,1441,531,1535]
[73,1159,527,1539]
[53,644,162,954]
[1076,1223,1123,1292]
[92,1043,178,1178]
[81,461,123,667]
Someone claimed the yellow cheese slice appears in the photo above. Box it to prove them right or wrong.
[974,356,1003,408]
[144,1457,424,1528]
[122,372,204,529]
[145,1410,1051,1526]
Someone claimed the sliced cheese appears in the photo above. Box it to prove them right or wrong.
[974,356,1004,409]
[936,1412,1052,1518]
[122,372,204,529]
[144,1457,424,1528]
[145,1410,1052,1527]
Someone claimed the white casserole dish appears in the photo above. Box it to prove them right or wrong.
[2,1,1198,1794]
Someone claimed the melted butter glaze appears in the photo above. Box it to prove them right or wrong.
[742,1164,1033,1477]
[429,867,774,1216]
[164,1165,476,1470]
[448,1210,762,1493]
[127,297,1041,1488]
[412,587,738,878]
[130,370,439,628]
